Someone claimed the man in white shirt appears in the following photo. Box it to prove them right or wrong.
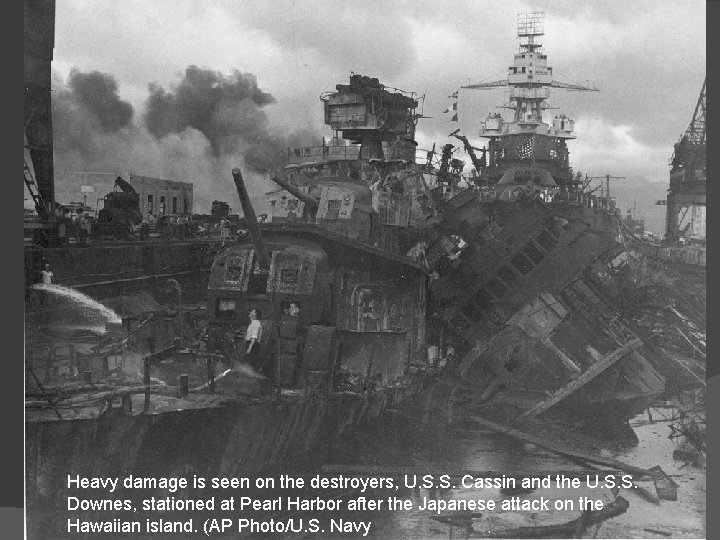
[244,309,263,369]
[38,263,53,306]
[220,218,230,246]
[40,263,53,285]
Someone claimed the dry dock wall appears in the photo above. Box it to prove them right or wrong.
[25,388,408,540]
[25,241,220,289]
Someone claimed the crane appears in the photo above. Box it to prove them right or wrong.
[585,174,626,199]
[664,79,706,243]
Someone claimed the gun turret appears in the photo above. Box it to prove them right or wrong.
[231,168,271,270]
[270,171,320,213]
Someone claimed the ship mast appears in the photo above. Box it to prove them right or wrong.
[464,11,596,136]
[459,11,598,190]
[513,10,549,128]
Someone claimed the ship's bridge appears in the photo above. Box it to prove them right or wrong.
[508,50,553,86]
[480,114,575,139]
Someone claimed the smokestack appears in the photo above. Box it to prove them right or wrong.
[231,167,271,270]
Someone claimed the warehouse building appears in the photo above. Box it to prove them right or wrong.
[54,171,193,219]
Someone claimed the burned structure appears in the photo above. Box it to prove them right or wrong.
[208,76,432,392]
[419,12,684,431]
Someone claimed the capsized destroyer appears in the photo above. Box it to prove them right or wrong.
[420,12,673,434]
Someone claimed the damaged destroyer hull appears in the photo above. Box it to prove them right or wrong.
[26,384,420,539]
[423,192,667,430]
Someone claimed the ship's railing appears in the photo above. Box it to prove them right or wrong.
[320,80,418,101]
[460,189,611,207]
[286,144,417,165]
[552,191,601,207]
[25,313,228,416]
[285,144,361,164]
[26,343,81,388]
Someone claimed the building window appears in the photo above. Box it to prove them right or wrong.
[172,197,178,214]
[147,195,153,214]
[160,196,166,215]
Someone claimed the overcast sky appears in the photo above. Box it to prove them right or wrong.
[51,0,705,210]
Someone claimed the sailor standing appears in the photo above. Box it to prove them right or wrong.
[40,263,53,285]
[37,263,53,306]
[139,214,150,240]
[244,309,263,370]
[220,217,230,246]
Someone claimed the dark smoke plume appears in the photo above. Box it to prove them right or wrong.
[144,66,282,167]
[67,69,134,132]
[52,68,135,164]
[52,66,322,213]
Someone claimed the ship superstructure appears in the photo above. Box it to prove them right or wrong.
[207,76,441,393]
[464,11,596,193]
[263,74,443,254]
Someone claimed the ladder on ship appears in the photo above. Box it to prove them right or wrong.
[276,315,301,386]
[24,160,48,220]
[519,338,644,418]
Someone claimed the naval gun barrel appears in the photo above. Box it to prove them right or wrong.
[270,172,319,211]
[231,167,271,270]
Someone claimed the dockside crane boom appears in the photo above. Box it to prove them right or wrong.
[664,79,706,243]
